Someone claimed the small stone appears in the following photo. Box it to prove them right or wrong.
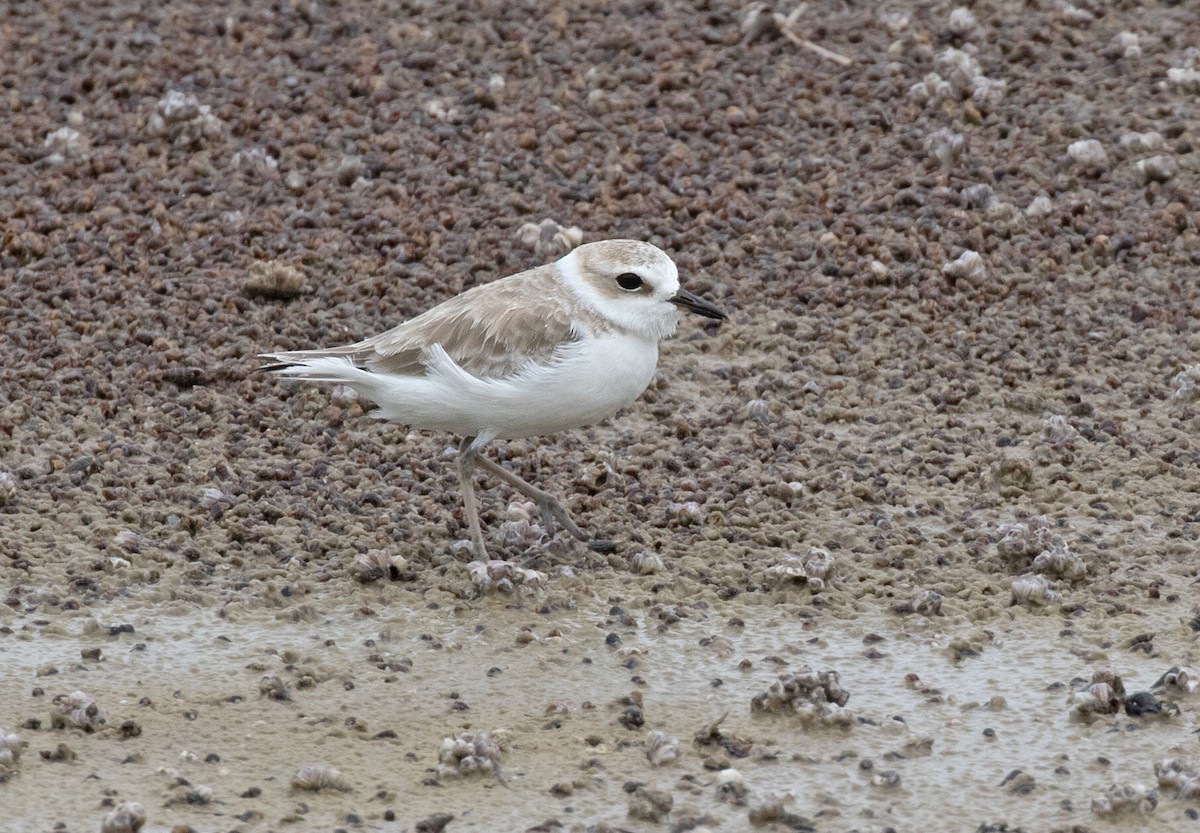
[1067,139,1108,169]
[244,262,308,300]
[415,813,454,833]
[1124,691,1161,717]
[618,705,644,730]
[101,802,146,833]
[627,786,673,822]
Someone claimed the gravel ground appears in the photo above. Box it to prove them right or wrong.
[3,1,1200,831]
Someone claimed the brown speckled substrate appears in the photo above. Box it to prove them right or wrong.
[3,1,1200,831]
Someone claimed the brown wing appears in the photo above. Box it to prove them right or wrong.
[271,264,584,380]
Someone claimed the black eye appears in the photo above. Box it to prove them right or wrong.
[616,272,643,291]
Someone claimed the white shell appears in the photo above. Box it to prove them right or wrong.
[291,764,349,791]
[101,802,146,833]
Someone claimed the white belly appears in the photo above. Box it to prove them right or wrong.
[371,334,660,440]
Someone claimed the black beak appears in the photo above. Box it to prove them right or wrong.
[670,288,727,320]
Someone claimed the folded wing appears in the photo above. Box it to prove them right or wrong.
[261,264,584,381]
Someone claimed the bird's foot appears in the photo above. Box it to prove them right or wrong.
[534,496,588,542]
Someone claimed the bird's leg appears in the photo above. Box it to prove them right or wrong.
[456,436,488,560]
[475,455,588,542]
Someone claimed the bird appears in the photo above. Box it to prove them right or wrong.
[258,239,728,559]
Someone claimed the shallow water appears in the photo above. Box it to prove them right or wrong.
[2,589,1195,832]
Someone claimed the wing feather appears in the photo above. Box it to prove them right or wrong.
[263,263,585,380]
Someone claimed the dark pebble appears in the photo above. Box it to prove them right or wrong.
[1124,691,1161,717]
[618,705,644,730]
[415,813,453,833]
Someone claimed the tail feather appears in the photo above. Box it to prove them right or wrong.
[261,355,363,383]
[259,350,480,436]
[254,360,300,374]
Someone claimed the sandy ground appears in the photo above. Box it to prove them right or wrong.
[3,1,1200,831]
